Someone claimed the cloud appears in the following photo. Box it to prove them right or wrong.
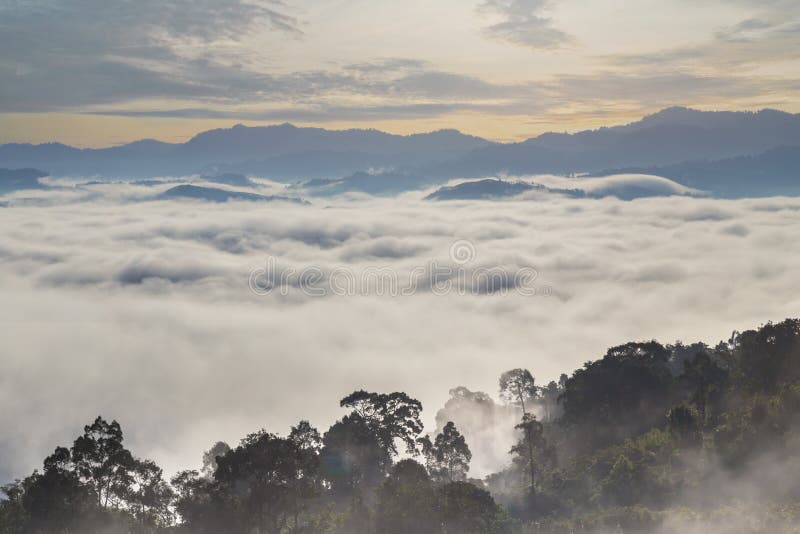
[2,187,800,484]
[720,223,750,237]
[601,9,800,72]
[0,0,302,112]
[477,0,572,50]
[81,67,546,122]
[543,72,800,113]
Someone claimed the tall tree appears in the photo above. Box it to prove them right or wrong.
[735,319,800,393]
[171,470,231,534]
[128,458,174,530]
[510,414,553,497]
[437,481,508,534]
[320,414,390,500]
[559,342,674,451]
[340,390,424,455]
[214,424,322,534]
[499,369,538,415]
[70,416,135,509]
[419,422,472,483]
[538,380,562,422]
[8,448,95,533]
[375,459,438,534]
[680,351,728,426]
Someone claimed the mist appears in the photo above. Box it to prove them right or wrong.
[2,184,799,488]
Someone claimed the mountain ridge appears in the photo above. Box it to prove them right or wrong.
[1,107,799,184]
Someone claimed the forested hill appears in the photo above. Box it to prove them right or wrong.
[4,318,800,533]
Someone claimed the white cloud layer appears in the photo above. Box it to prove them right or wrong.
[2,186,800,482]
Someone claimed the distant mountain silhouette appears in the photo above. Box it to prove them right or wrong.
[432,108,800,179]
[593,146,800,198]
[0,168,49,194]
[159,184,307,203]
[0,108,798,197]
[426,179,542,200]
[0,125,490,180]
[183,124,489,162]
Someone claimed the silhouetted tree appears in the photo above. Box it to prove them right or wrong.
[560,342,675,451]
[70,416,135,509]
[171,470,231,533]
[419,421,472,483]
[213,423,322,534]
[680,351,728,426]
[128,458,174,530]
[510,414,553,498]
[735,319,800,393]
[667,405,701,446]
[499,369,538,415]
[8,448,95,532]
[375,459,438,534]
[0,417,170,533]
[200,441,231,478]
[320,414,390,501]
[538,380,563,422]
[340,390,424,455]
[438,481,508,534]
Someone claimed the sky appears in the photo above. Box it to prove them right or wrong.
[2,180,800,482]
[1,0,799,146]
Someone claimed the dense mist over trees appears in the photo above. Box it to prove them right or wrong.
[4,318,800,533]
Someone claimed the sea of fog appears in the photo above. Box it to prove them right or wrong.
[2,181,799,483]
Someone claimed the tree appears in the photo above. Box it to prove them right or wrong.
[510,414,553,497]
[340,390,424,455]
[70,416,135,509]
[667,405,701,446]
[375,460,438,534]
[437,481,508,534]
[0,417,172,533]
[320,414,390,500]
[419,422,472,483]
[433,387,516,474]
[538,380,563,422]
[735,319,800,393]
[0,478,29,534]
[559,342,675,451]
[171,470,231,533]
[680,351,728,426]
[128,458,174,530]
[213,423,323,534]
[8,448,96,533]
[201,441,231,478]
[499,369,538,415]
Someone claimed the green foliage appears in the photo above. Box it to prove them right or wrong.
[560,341,676,452]
[375,460,438,534]
[7,319,800,533]
[679,351,728,426]
[666,405,701,446]
[438,481,510,534]
[735,319,800,393]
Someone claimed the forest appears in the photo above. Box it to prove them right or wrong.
[3,318,800,533]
